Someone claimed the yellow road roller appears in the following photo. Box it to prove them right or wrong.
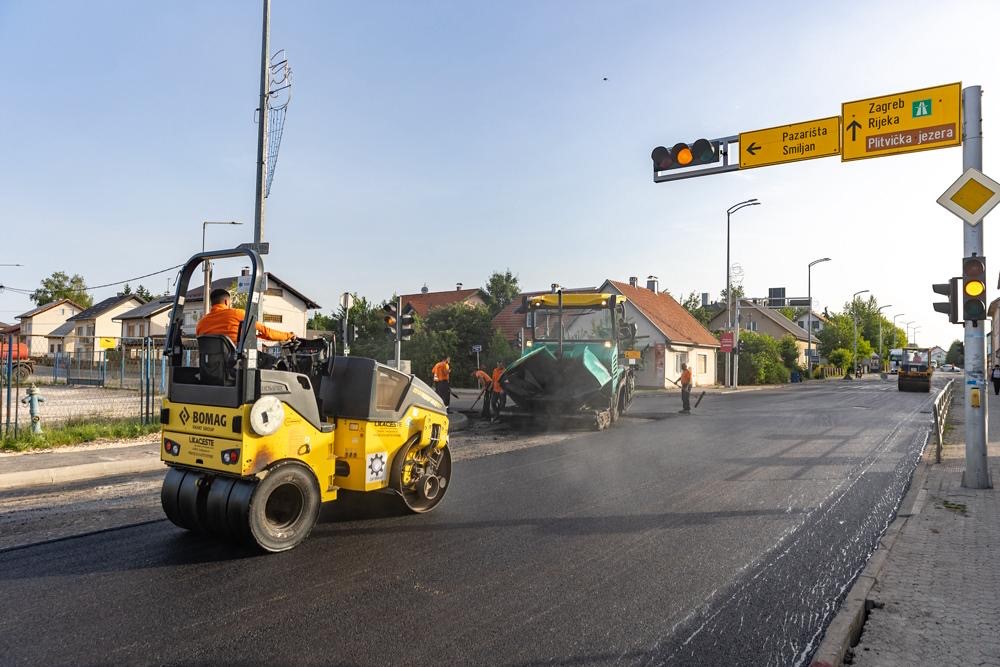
[159,247,451,552]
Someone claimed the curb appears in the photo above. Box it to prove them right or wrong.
[809,454,931,667]
[0,457,165,492]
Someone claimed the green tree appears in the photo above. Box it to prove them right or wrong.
[776,306,798,321]
[946,340,964,366]
[482,269,520,317]
[406,303,495,386]
[828,348,852,372]
[778,334,800,370]
[135,284,153,301]
[307,312,336,331]
[30,271,93,308]
[680,291,712,326]
[736,330,790,385]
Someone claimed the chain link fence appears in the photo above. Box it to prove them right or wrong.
[1,334,166,436]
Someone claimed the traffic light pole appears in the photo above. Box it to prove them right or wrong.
[961,85,991,489]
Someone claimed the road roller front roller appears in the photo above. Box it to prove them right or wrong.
[157,247,451,552]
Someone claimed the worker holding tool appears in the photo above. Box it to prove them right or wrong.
[472,367,494,419]
[677,362,693,414]
[432,356,452,409]
[490,361,506,422]
[197,288,295,344]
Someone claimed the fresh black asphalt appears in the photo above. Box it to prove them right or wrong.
[0,378,935,666]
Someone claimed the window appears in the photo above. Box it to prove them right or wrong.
[674,352,689,373]
[813,321,821,330]
[263,313,283,323]
[264,287,284,297]
[745,321,758,332]
[49,344,55,353]
[127,324,135,337]
[375,368,409,411]
[76,326,84,336]
[698,354,708,374]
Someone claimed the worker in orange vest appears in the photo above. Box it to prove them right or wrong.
[490,361,506,422]
[677,362,693,414]
[197,288,295,345]
[431,356,451,409]
[472,367,493,419]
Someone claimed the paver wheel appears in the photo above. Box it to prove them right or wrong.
[246,462,321,553]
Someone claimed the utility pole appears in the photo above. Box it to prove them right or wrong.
[253,0,271,246]
[851,290,869,378]
[340,292,354,355]
[394,296,402,369]
[877,304,892,372]
[962,86,991,489]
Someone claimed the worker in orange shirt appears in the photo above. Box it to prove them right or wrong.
[431,356,451,409]
[490,361,506,422]
[472,367,493,419]
[196,288,296,345]
[676,362,693,414]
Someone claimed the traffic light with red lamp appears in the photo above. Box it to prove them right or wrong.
[651,139,720,172]
[932,278,960,324]
[962,255,987,323]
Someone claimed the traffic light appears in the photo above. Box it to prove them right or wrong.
[962,255,987,322]
[347,325,358,344]
[399,305,415,341]
[932,278,960,324]
[383,302,397,337]
[651,139,720,171]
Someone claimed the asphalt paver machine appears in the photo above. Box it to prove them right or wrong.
[159,248,451,552]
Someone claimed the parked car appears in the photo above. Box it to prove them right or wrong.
[939,364,961,373]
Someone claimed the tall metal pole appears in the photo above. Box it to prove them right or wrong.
[253,0,271,246]
[961,85,991,488]
[807,258,831,377]
[725,199,759,388]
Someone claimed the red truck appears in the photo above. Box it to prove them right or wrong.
[0,341,34,383]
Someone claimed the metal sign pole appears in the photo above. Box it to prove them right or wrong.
[961,85,991,489]
[252,0,271,245]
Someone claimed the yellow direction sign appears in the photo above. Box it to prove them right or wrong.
[842,82,961,161]
[739,116,841,169]
[99,337,117,350]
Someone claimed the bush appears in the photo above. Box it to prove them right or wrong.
[827,348,852,372]
[736,331,791,385]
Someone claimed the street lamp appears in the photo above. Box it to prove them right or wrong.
[202,221,243,318]
[876,304,893,372]
[852,289,870,378]
[726,198,760,388]
[807,257,831,377]
[904,320,915,346]
[911,326,921,347]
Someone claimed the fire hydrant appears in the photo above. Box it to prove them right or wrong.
[20,384,45,435]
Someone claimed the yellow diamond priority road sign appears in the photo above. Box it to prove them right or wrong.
[937,168,1000,225]
[842,82,961,161]
[739,116,841,169]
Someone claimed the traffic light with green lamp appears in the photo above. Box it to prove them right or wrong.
[651,139,720,172]
[383,302,397,337]
[932,278,960,324]
[962,255,987,322]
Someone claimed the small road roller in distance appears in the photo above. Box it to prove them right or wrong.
[158,247,452,552]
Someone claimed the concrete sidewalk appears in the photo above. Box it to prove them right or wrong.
[814,385,1000,666]
[0,440,162,491]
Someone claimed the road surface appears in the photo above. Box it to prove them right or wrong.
[0,378,935,666]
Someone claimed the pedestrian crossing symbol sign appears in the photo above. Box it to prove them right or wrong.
[912,98,931,118]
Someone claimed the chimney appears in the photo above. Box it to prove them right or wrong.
[456,282,463,291]
[629,276,639,288]
[646,275,659,293]
[701,292,709,307]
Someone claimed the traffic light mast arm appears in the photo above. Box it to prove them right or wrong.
[653,134,739,183]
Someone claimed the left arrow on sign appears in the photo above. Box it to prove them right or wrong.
[745,142,761,156]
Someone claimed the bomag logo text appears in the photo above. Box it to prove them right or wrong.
[192,411,227,427]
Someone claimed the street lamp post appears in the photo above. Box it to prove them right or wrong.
[911,327,921,347]
[904,321,915,347]
[852,289,870,378]
[202,221,243,318]
[876,305,893,372]
[807,257,831,377]
[726,198,760,388]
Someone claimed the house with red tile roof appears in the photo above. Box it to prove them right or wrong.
[400,285,486,318]
[601,277,720,388]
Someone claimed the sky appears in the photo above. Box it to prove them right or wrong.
[2,0,999,350]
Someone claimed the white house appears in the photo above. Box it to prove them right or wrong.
[602,277,720,388]
[113,296,175,343]
[47,295,145,359]
[15,299,85,356]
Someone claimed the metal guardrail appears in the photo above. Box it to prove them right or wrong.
[932,379,956,463]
